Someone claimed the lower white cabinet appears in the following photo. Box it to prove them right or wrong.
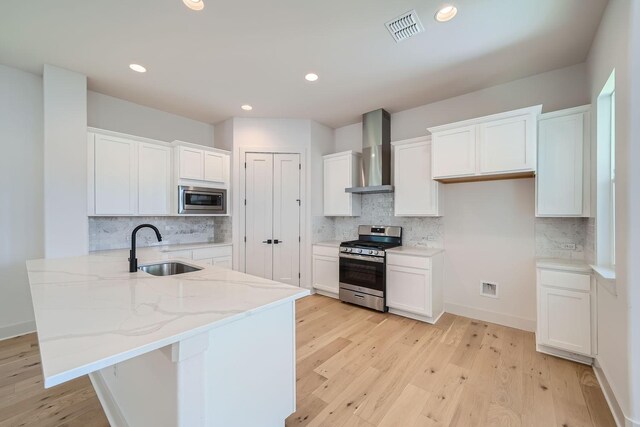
[536,262,595,362]
[386,250,444,323]
[312,245,340,297]
[163,244,233,270]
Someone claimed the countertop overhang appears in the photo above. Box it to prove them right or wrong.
[26,247,309,388]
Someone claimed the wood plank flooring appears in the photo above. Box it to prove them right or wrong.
[0,295,616,426]
[0,333,109,427]
[285,295,616,427]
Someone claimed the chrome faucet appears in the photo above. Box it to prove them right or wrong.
[129,224,163,272]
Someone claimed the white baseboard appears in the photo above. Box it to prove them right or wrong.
[592,360,639,427]
[0,320,36,341]
[444,302,536,332]
[89,371,129,427]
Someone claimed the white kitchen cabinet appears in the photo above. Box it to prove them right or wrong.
[179,146,205,181]
[386,249,444,323]
[138,142,172,215]
[176,143,230,187]
[392,137,442,216]
[536,105,591,217]
[429,105,541,182]
[323,151,361,216]
[93,133,138,215]
[312,245,340,297]
[536,261,595,362]
[204,151,226,183]
[431,125,476,179]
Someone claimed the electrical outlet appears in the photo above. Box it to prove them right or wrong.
[561,243,577,250]
[427,235,437,241]
[112,364,118,378]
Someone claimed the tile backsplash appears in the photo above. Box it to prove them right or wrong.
[315,194,593,262]
[89,216,232,251]
[324,194,444,248]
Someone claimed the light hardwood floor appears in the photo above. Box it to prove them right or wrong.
[0,333,109,427]
[0,295,616,427]
[285,295,616,427]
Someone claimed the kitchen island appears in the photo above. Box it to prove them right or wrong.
[26,247,309,427]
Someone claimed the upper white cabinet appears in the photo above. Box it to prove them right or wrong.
[179,146,204,180]
[138,142,172,215]
[88,130,230,216]
[323,151,361,216]
[92,134,138,215]
[536,105,591,217]
[392,137,442,216]
[429,105,541,182]
[176,143,230,186]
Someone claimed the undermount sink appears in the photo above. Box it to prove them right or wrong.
[139,262,202,276]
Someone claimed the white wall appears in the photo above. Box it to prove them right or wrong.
[332,63,589,331]
[587,0,636,424]
[0,65,43,339]
[43,65,88,258]
[88,91,214,147]
[230,118,312,288]
[443,179,536,330]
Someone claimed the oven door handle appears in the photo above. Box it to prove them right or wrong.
[339,253,385,263]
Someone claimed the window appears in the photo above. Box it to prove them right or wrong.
[596,70,616,270]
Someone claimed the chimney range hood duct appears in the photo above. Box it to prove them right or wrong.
[345,108,394,194]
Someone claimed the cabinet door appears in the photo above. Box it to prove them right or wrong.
[138,143,171,215]
[386,264,432,317]
[538,287,591,355]
[204,151,226,183]
[94,135,137,215]
[431,125,477,178]
[213,256,232,269]
[179,146,204,180]
[537,113,584,216]
[394,141,439,216]
[324,155,352,216]
[312,255,339,294]
[479,114,535,174]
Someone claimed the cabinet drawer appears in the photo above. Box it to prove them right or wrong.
[539,269,590,292]
[192,246,232,260]
[387,254,431,270]
[163,250,193,260]
[312,245,339,258]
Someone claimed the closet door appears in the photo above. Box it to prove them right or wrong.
[245,153,274,279]
[272,154,300,286]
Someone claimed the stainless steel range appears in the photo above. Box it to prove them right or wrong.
[339,225,402,312]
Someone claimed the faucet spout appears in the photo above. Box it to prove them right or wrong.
[129,224,163,273]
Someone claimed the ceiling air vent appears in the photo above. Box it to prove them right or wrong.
[385,10,424,43]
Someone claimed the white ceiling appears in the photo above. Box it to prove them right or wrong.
[0,0,607,128]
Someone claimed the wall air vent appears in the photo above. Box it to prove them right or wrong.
[385,10,424,43]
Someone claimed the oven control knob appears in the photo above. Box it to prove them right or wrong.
[368,250,374,255]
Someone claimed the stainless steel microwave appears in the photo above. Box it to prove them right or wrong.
[178,186,227,215]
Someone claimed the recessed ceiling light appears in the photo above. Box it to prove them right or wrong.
[129,64,147,73]
[183,0,204,11]
[435,5,457,22]
[241,105,253,111]
[305,73,319,82]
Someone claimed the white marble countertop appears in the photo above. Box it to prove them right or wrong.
[26,247,309,388]
[312,240,342,248]
[386,246,444,257]
[536,257,592,273]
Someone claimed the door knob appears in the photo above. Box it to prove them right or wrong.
[273,239,282,244]
[262,239,273,244]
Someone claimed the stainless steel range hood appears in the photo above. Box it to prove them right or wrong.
[345,109,393,194]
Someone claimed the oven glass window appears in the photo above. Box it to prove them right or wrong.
[339,257,384,293]
[185,193,222,207]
